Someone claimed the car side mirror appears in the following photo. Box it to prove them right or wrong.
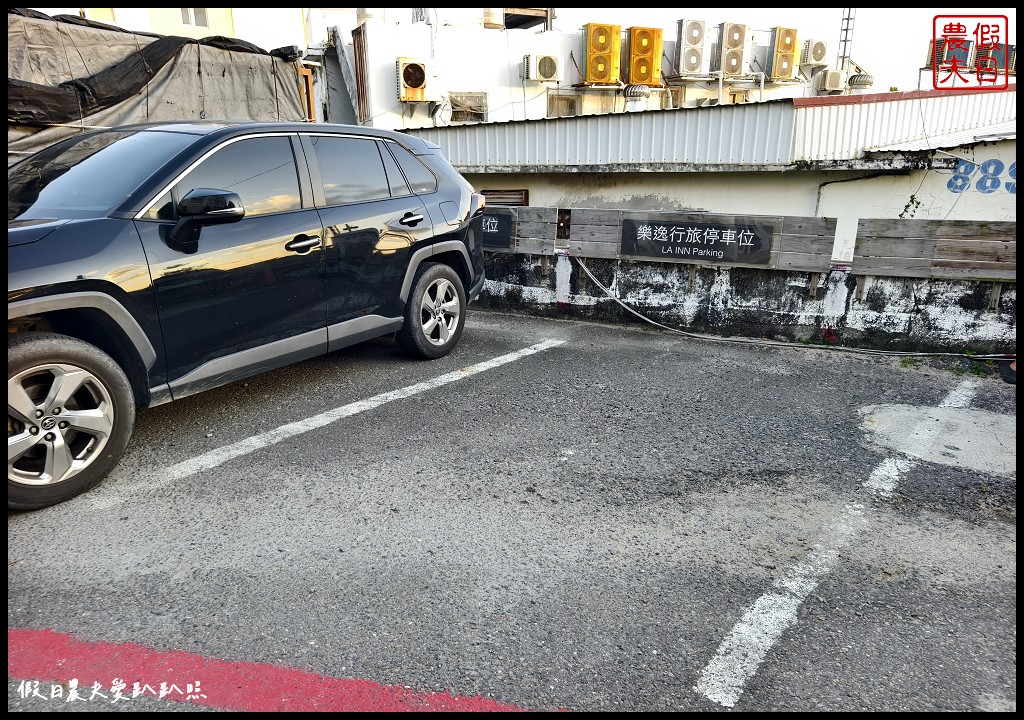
[167,188,245,254]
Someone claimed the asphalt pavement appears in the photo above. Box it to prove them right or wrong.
[8,310,1017,712]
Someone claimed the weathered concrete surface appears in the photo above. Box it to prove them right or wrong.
[478,254,1017,354]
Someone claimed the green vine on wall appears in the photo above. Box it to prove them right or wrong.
[899,193,922,218]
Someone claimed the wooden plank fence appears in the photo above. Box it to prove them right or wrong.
[851,219,1016,281]
[481,207,1016,286]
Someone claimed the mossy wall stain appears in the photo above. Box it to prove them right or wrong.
[476,254,1016,354]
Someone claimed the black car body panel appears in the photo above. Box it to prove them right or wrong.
[7,119,487,507]
[8,120,486,508]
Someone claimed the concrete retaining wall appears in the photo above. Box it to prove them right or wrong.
[477,253,1017,354]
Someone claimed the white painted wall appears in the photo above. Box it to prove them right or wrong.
[822,141,1017,261]
[351,15,814,130]
[356,18,580,129]
[231,9,305,52]
[464,138,1016,256]
[467,148,1010,216]
[302,8,359,50]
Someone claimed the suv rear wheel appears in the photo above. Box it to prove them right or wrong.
[8,332,135,510]
[396,262,467,360]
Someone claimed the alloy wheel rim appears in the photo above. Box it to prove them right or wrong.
[8,362,115,486]
[418,278,460,346]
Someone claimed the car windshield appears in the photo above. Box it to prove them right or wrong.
[8,129,194,221]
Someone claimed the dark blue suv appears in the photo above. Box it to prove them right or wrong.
[8,121,486,509]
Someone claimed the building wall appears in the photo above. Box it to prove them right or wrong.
[353,17,814,131]
[108,8,235,40]
[303,8,358,49]
[464,137,1016,261]
[84,7,114,23]
[468,139,1016,353]
[230,8,303,50]
[476,254,1016,354]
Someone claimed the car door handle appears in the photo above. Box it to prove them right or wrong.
[285,235,322,253]
[399,212,425,227]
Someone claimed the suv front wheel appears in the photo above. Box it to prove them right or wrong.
[396,262,467,360]
[8,332,136,510]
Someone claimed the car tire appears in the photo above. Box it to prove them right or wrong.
[396,262,467,360]
[8,332,136,510]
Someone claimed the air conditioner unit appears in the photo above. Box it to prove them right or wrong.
[676,19,707,75]
[801,39,827,66]
[523,54,560,82]
[582,23,621,83]
[396,57,429,102]
[818,69,845,92]
[766,26,797,80]
[710,22,747,76]
[721,22,746,51]
[626,26,663,86]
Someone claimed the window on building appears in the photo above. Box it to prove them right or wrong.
[547,94,579,118]
[480,189,529,207]
[449,92,487,123]
[180,8,208,27]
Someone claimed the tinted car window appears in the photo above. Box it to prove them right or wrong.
[386,142,438,194]
[8,129,194,220]
[177,136,301,217]
[307,135,391,206]
[379,141,412,197]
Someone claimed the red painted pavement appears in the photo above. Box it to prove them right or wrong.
[8,627,545,712]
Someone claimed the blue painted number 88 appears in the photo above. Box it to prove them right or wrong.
[947,159,1015,194]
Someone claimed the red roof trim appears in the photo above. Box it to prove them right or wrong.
[793,84,1016,107]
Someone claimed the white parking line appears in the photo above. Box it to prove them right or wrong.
[84,337,573,507]
[694,378,982,708]
[160,339,566,483]
[938,378,982,408]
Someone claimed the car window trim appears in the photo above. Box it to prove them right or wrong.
[383,139,439,195]
[133,132,309,220]
[300,132,415,208]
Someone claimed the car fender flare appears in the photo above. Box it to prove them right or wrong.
[399,240,472,304]
[8,291,157,370]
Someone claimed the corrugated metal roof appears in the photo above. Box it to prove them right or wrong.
[406,87,1015,172]
[865,120,1016,152]
[411,101,796,172]
[791,88,1017,161]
